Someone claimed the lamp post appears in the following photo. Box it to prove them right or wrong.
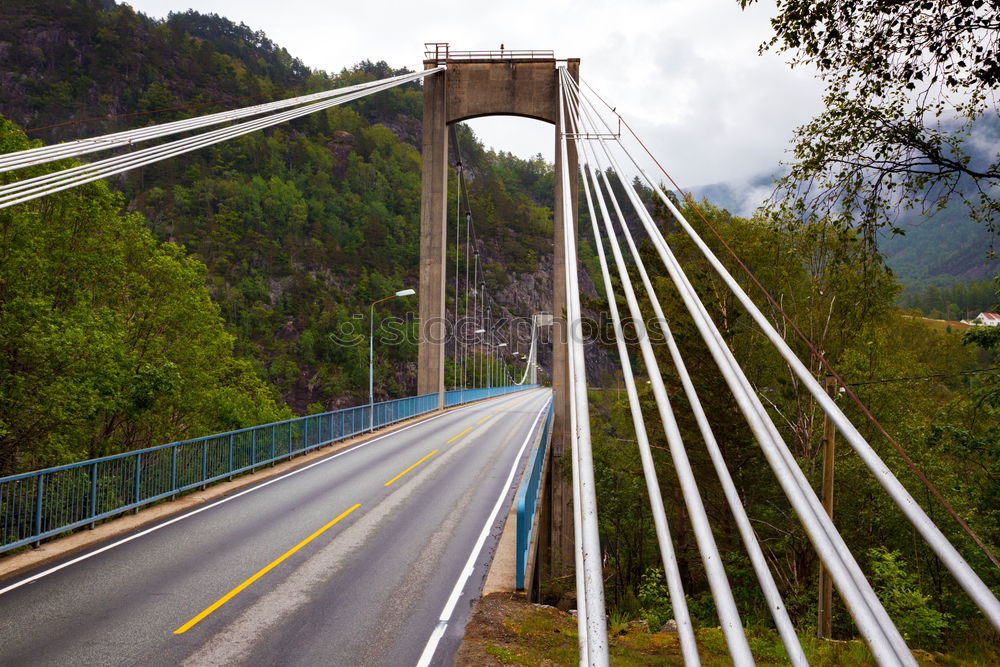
[370,288,415,431]
[494,342,507,394]
[473,328,485,390]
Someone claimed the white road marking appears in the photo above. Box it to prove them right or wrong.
[415,395,551,667]
[0,393,536,597]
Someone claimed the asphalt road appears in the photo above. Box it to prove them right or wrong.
[0,388,552,667]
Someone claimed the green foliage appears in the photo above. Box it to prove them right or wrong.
[588,200,999,653]
[0,4,557,462]
[637,567,673,628]
[868,547,951,648]
[739,0,1000,239]
[0,117,287,474]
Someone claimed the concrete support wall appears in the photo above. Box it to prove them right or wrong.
[417,55,580,581]
[547,59,579,579]
[417,66,449,407]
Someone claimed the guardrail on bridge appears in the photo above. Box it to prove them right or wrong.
[515,395,554,590]
[0,384,536,555]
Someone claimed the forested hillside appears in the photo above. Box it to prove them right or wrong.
[0,0,558,472]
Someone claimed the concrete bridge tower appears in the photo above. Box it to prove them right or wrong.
[417,44,579,578]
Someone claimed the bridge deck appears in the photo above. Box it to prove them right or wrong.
[0,389,550,667]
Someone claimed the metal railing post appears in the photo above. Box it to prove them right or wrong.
[89,462,98,528]
[133,453,142,513]
[33,473,44,547]
[170,446,177,501]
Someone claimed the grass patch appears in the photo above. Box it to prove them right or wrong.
[456,593,994,666]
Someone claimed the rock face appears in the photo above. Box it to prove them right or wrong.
[477,244,616,386]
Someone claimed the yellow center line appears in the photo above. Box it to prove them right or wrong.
[383,449,438,486]
[173,503,361,635]
[446,427,472,443]
[453,391,542,441]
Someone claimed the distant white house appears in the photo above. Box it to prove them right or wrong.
[962,312,1000,327]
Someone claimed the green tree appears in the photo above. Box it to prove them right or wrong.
[0,118,287,474]
[739,0,1000,235]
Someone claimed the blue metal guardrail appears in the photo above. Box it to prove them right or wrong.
[515,396,554,589]
[0,384,536,555]
[443,384,535,407]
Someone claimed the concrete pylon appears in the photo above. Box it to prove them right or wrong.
[417,48,579,577]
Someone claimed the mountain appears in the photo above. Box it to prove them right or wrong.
[877,206,999,290]
[686,170,783,218]
[687,169,999,295]
[0,0,561,418]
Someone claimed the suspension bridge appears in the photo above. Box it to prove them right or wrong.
[0,45,998,667]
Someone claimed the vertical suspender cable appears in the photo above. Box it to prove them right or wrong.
[473,256,480,387]
[464,212,472,389]
[453,145,462,391]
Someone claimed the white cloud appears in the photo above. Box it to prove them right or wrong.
[123,0,825,187]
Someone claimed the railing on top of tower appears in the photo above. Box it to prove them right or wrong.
[423,43,555,63]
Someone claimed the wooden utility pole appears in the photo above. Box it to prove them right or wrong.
[817,375,837,638]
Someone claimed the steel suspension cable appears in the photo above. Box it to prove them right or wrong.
[565,80,807,665]
[0,72,416,173]
[571,94,917,667]
[0,69,442,209]
[558,67,609,666]
[582,78,1000,576]
[563,70,754,665]
[564,76,916,665]
[576,146,701,664]
[570,78,1000,632]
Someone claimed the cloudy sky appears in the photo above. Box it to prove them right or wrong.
[123,0,826,192]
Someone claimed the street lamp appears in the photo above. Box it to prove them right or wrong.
[474,329,485,389]
[370,288,415,430]
[495,342,507,392]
